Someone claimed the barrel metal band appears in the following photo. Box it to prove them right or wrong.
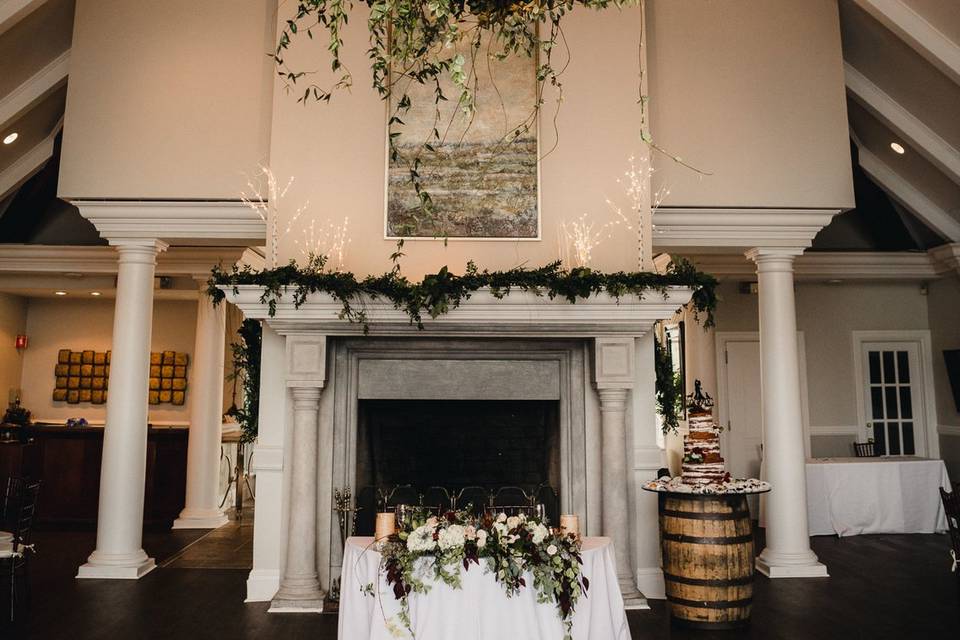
[669,595,753,609]
[662,533,754,545]
[661,509,751,521]
[664,572,753,587]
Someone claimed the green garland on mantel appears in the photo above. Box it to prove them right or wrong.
[207,254,717,330]
[208,254,715,434]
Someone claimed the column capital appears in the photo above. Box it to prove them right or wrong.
[596,387,629,411]
[592,337,636,390]
[110,238,170,264]
[745,247,804,271]
[286,334,327,389]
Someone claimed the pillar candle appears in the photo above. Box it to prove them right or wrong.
[560,514,580,537]
[375,512,397,540]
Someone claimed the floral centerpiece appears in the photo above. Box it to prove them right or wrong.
[368,508,588,639]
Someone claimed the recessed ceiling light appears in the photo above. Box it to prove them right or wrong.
[890,142,905,154]
[2,132,17,145]
[54,291,67,296]
[90,291,102,296]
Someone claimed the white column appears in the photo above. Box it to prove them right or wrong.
[747,248,828,578]
[593,337,646,608]
[270,385,324,612]
[78,239,168,580]
[173,282,228,529]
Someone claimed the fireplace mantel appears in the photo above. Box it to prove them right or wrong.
[222,285,694,337]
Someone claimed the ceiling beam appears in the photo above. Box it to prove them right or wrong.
[845,63,960,185]
[851,0,960,85]
[0,49,69,131]
[0,0,46,37]
[855,143,960,242]
[0,122,58,199]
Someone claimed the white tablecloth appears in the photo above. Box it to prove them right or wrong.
[805,457,952,537]
[338,536,631,640]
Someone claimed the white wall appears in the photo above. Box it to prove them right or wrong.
[58,0,276,199]
[19,298,198,424]
[709,279,932,457]
[0,293,27,406]
[647,0,854,209]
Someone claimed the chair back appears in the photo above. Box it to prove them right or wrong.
[455,486,491,515]
[941,485,960,570]
[853,442,877,457]
[421,486,454,513]
[6,478,41,555]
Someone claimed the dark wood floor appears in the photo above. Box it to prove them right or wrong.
[2,529,958,639]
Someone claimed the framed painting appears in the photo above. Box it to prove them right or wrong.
[385,34,540,240]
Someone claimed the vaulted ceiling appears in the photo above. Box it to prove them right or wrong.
[0,0,958,251]
[835,0,960,248]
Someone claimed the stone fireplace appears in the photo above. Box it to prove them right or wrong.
[225,285,693,611]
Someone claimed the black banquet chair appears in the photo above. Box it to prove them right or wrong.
[941,484,960,589]
[1,478,42,622]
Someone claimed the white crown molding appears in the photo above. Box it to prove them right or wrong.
[652,208,839,251]
[0,244,248,277]
[851,0,960,85]
[845,63,960,185]
[0,49,69,130]
[70,200,267,245]
[0,120,59,199]
[0,0,46,37]
[224,285,694,338]
[855,146,960,242]
[686,251,939,281]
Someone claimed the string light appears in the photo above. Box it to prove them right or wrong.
[241,166,309,269]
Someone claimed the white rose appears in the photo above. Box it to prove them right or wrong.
[494,522,508,537]
[476,530,488,548]
[437,524,466,551]
[496,513,507,523]
[406,523,437,552]
[464,525,477,540]
[506,515,521,530]
[547,544,558,556]
[531,523,549,545]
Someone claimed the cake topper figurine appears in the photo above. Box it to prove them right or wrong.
[686,379,714,412]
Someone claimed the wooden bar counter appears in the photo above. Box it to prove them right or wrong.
[0,424,188,529]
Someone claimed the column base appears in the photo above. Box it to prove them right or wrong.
[269,594,325,614]
[756,548,829,578]
[77,550,156,580]
[172,509,229,530]
[618,577,650,610]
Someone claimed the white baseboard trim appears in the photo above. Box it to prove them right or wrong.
[246,569,280,602]
[809,425,860,436]
[938,424,960,437]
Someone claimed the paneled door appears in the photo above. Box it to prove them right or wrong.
[860,342,925,456]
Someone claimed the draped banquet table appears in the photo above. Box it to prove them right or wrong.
[805,456,952,537]
[338,536,632,640]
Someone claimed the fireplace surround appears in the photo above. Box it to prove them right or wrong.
[225,285,693,611]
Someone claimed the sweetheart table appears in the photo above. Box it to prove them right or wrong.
[338,536,632,640]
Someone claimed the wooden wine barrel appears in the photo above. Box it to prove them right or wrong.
[659,493,755,629]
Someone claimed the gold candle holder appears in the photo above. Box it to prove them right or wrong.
[375,512,397,541]
[560,514,580,538]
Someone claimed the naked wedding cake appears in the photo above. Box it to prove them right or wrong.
[681,381,730,486]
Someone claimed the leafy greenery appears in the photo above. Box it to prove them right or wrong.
[274,0,643,226]
[208,253,717,332]
[226,319,262,443]
[654,333,683,434]
[374,508,587,639]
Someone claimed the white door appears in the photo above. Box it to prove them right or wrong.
[725,341,764,502]
[860,342,925,456]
